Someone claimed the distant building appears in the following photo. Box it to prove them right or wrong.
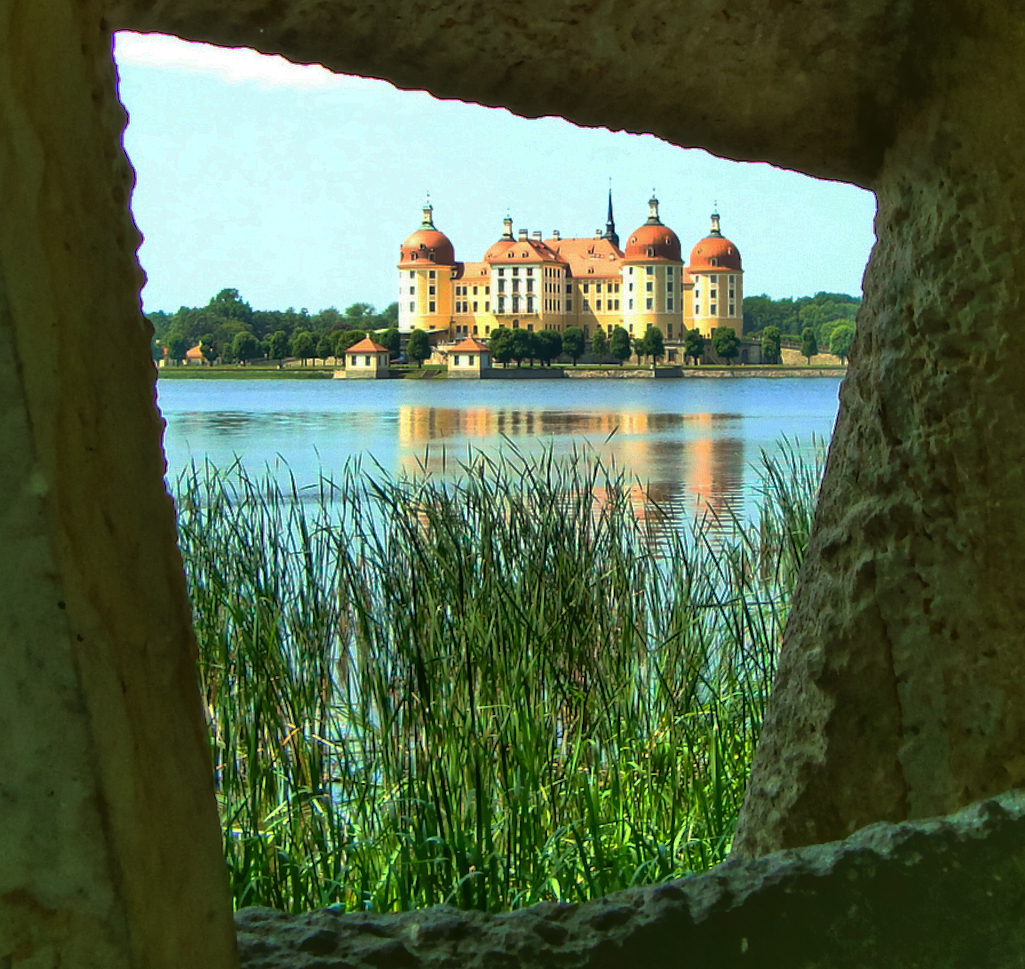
[397,194,744,358]
[446,336,492,377]
[344,336,391,378]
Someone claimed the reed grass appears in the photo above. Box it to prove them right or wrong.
[174,440,825,913]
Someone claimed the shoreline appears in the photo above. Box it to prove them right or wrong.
[157,365,847,380]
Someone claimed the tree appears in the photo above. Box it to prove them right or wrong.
[760,325,782,365]
[266,330,290,368]
[801,326,819,363]
[684,328,705,366]
[488,327,514,367]
[207,288,253,327]
[640,326,665,366]
[334,329,367,358]
[316,334,335,364]
[562,326,586,365]
[590,327,608,362]
[407,328,431,368]
[198,332,220,366]
[377,327,401,358]
[829,323,855,364]
[535,329,563,366]
[163,329,189,365]
[712,326,740,364]
[609,326,632,366]
[509,328,533,367]
[231,330,261,365]
[344,302,376,327]
[291,330,315,365]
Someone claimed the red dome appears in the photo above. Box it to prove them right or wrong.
[623,223,682,262]
[622,195,682,262]
[399,204,456,266]
[689,235,742,271]
[400,227,455,266]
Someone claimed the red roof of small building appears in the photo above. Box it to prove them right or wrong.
[347,337,389,353]
[450,337,490,353]
[185,344,203,360]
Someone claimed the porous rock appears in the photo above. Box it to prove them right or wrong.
[234,791,1025,968]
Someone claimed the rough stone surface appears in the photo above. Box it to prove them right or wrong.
[0,3,236,966]
[234,792,1025,968]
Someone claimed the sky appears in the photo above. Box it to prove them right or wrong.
[114,32,878,317]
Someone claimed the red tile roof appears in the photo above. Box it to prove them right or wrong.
[399,228,456,267]
[347,337,389,353]
[689,235,743,271]
[544,236,624,278]
[450,337,490,353]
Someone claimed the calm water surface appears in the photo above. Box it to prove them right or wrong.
[157,376,841,523]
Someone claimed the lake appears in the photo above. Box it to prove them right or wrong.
[157,376,841,525]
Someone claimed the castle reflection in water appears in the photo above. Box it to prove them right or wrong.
[396,405,747,541]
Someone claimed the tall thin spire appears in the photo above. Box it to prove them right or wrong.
[646,193,662,226]
[421,193,435,229]
[604,183,620,248]
[710,206,722,237]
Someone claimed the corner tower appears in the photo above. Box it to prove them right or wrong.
[398,200,457,335]
[687,210,743,339]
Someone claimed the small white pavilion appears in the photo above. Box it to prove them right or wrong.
[345,337,391,378]
[447,337,492,378]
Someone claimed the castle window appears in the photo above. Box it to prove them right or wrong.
[485,301,490,311]
[409,302,414,312]
[512,267,519,276]
[583,300,590,310]
[567,301,573,311]
[498,297,506,313]
[409,270,415,277]
[646,298,653,310]
[628,283,634,292]
[429,270,436,279]
[473,301,478,311]
[615,284,620,293]
[710,303,717,315]
[647,248,654,257]
[646,266,654,275]
[667,281,674,292]
[596,282,602,292]
[512,320,519,328]
[596,300,602,311]
[498,268,505,276]
[729,303,735,316]
[527,279,534,293]
[710,258,718,267]
[709,275,718,285]
[526,267,533,275]
[498,280,506,293]
[646,282,653,292]
[628,299,634,310]
[710,289,717,299]
[667,299,674,311]
[527,323,534,331]
[566,284,572,294]
[474,286,479,295]
[628,267,634,275]
[429,301,436,313]
[667,324,673,338]
[409,287,414,295]
[527,297,534,313]
[429,286,436,295]
[411,253,417,260]
[614,300,620,310]
[583,284,589,293]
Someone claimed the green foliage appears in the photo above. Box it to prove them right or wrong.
[316,334,335,362]
[163,329,190,364]
[639,326,665,366]
[829,323,855,363]
[760,326,781,365]
[562,326,586,364]
[509,328,534,367]
[801,326,819,363]
[683,328,705,365]
[175,442,824,913]
[609,326,632,365]
[711,327,740,363]
[534,329,563,366]
[743,292,860,348]
[335,329,367,358]
[266,330,290,366]
[590,327,609,362]
[377,328,401,358]
[406,329,431,368]
[199,332,220,366]
[231,330,261,364]
[488,327,514,367]
[291,330,316,364]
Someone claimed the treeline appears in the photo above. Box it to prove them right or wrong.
[744,291,860,363]
[149,288,399,365]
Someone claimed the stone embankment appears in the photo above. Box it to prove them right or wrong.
[233,791,1025,969]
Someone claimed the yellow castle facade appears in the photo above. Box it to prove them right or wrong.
[397,194,744,347]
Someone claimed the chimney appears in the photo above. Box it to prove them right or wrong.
[502,216,514,240]
[552,230,561,240]
[518,228,528,240]
[532,231,542,240]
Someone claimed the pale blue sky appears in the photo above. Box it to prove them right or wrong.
[114,33,877,316]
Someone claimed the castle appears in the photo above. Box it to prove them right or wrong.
[397,194,744,355]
